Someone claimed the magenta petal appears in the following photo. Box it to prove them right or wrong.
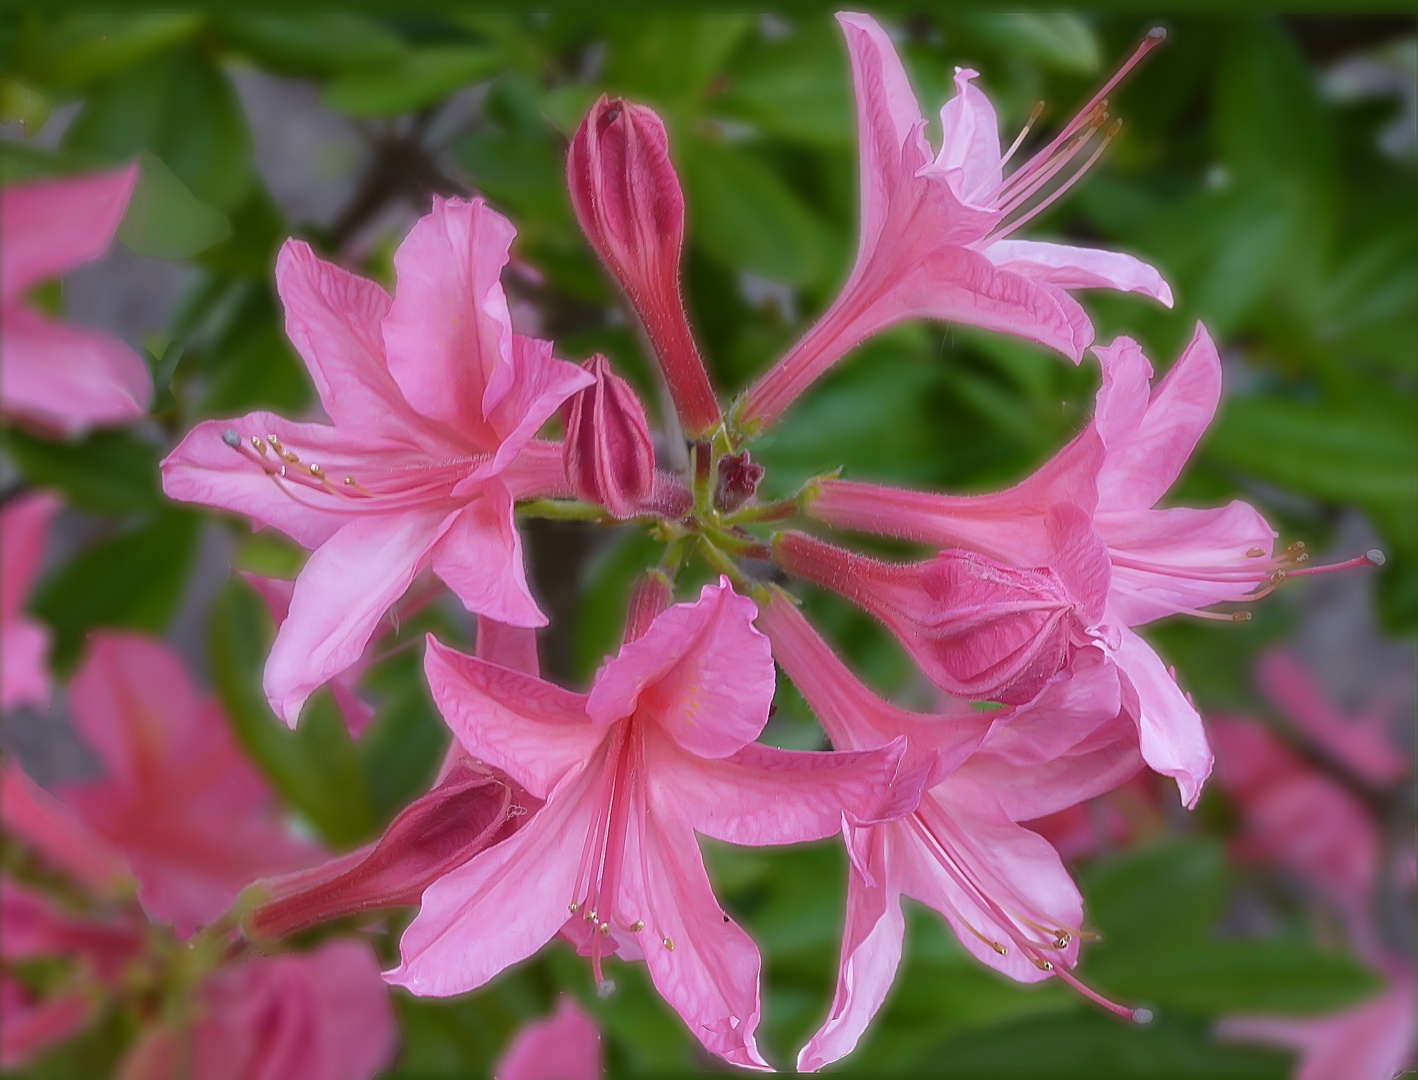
[936,69,1002,203]
[0,165,137,298]
[982,239,1173,307]
[1110,628,1213,808]
[587,580,773,758]
[431,481,546,628]
[265,511,450,725]
[0,761,130,894]
[423,637,598,801]
[797,828,905,1073]
[0,977,94,1072]
[479,335,595,478]
[1,492,59,711]
[634,808,770,1071]
[495,997,601,1080]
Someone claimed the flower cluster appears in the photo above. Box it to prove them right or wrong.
[2,11,1388,1077]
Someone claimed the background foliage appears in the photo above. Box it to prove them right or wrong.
[2,11,1414,1077]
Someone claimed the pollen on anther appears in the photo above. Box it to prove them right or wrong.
[1033,957,1054,971]
[252,436,267,454]
[1232,611,1252,622]
[568,902,579,914]
[309,463,324,478]
[598,923,610,936]
[221,429,240,448]
[662,937,675,951]
[1246,547,1266,558]
[629,920,644,932]
[1054,931,1071,949]
[343,476,356,486]
[990,942,1007,955]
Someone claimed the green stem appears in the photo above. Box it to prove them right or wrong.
[516,499,611,522]
[696,536,749,588]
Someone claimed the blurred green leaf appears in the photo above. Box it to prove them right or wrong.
[197,284,311,416]
[63,46,253,211]
[2,428,163,515]
[954,14,1102,75]
[322,46,502,117]
[356,652,448,827]
[1084,839,1227,951]
[214,14,404,76]
[718,21,853,149]
[31,509,202,673]
[117,150,231,260]
[571,528,662,683]
[603,14,753,104]
[18,14,202,91]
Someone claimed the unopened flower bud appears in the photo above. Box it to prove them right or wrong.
[568,97,721,435]
[562,354,656,519]
[714,451,765,513]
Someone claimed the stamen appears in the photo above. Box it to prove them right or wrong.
[992,121,1120,241]
[596,979,617,999]
[1246,547,1266,558]
[662,937,675,951]
[999,101,1046,168]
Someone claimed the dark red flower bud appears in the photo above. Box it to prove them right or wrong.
[562,354,656,519]
[713,451,766,513]
[568,97,721,436]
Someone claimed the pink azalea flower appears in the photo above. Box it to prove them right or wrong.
[757,591,1145,1070]
[0,759,134,896]
[735,14,1172,431]
[118,940,397,1080]
[561,354,656,519]
[805,325,1377,805]
[52,633,315,935]
[1,491,61,711]
[161,196,593,725]
[0,166,152,435]
[568,97,722,436]
[388,580,914,1070]
[495,996,602,1080]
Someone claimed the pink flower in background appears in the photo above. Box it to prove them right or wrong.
[568,97,721,436]
[757,591,1144,1071]
[52,633,315,935]
[162,196,592,724]
[736,14,1171,430]
[118,940,397,1080]
[495,997,601,1080]
[561,354,657,518]
[390,580,914,1070]
[1,491,60,711]
[0,759,134,895]
[0,166,152,435]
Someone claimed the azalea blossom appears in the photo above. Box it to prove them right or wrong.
[388,580,915,1069]
[756,591,1145,1071]
[495,997,602,1080]
[162,197,592,724]
[0,166,152,435]
[1,491,61,711]
[49,633,314,934]
[735,14,1172,432]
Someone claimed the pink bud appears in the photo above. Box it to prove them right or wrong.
[774,531,1085,704]
[713,451,765,513]
[568,98,722,436]
[246,759,526,940]
[562,354,656,519]
[623,570,673,644]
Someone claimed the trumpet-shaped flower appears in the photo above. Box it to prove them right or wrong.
[0,166,152,435]
[1,491,60,711]
[389,581,914,1070]
[757,592,1143,1071]
[737,14,1172,430]
[162,197,592,724]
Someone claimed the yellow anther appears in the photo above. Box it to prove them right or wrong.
[252,436,268,454]
[663,937,675,951]
[568,902,579,914]
[629,920,644,932]
[990,942,1007,956]
[1054,931,1071,949]
[1033,957,1054,971]
[1246,547,1266,558]
[308,464,324,478]
[344,476,356,486]
[1232,611,1252,622]
[598,923,610,936]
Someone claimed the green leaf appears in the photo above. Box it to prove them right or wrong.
[31,509,202,673]
[214,14,403,77]
[322,46,503,117]
[207,579,378,848]
[63,46,253,211]
[681,136,836,286]
[1083,839,1227,951]
[197,284,311,416]
[571,528,663,683]
[117,150,231,260]
[953,14,1102,75]
[2,428,164,515]
[603,14,753,104]
[356,653,448,827]
[19,15,203,91]
[717,20,853,148]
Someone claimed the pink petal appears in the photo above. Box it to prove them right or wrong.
[1,492,59,623]
[285,940,400,1080]
[0,760,130,893]
[0,977,94,1071]
[265,511,451,725]
[275,239,427,443]
[973,648,1123,767]
[1,308,151,434]
[479,336,594,479]
[796,828,906,1073]
[475,615,541,676]
[383,196,517,446]
[0,620,50,712]
[1096,323,1219,511]
[1109,628,1213,808]
[653,733,913,847]
[936,69,1002,204]
[495,997,601,1080]
[982,239,1174,307]
[0,879,140,977]
[388,761,598,997]
[160,415,359,551]
[634,804,770,1071]
[0,165,137,299]
[561,354,656,519]
[1099,502,1276,626]
[1090,335,1153,459]
[423,637,599,801]
[586,580,773,759]
[431,481,544,628]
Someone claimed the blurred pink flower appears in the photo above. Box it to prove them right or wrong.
[389,580,913,1070]
[118,940,397,1080]
[758,591,1144,1071]
[1,491,61,711]
[561,354,656,519]
[1,977,94,1071]
[568,97,721,436]
[736,14,1171,430]
[0,759,133,895]
[0,166,152,435]
[161,196,592,724]
[495,997,601,1080]
[53,633,315,935]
